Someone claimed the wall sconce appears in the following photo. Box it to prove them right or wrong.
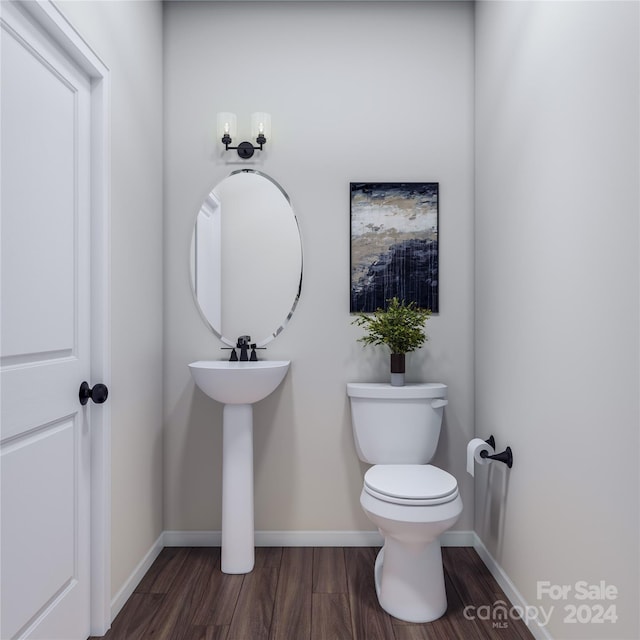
[217,112,271,159]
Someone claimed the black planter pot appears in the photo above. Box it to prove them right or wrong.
[390,353,405,386]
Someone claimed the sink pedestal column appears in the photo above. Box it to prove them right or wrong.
[221,404,254,574]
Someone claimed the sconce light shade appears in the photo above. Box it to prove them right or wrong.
[251,112,271,141]
[217,111,271,159]
[217,112,237,140]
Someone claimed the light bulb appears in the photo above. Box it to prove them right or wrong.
[217,112,237,139]
[251,112,271,140]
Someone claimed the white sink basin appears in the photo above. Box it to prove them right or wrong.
[188,360,290,405]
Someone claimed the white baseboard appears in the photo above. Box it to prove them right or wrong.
[163,529,221,547]
[441,529,475,547]
[257,530,385,547]
[473,534,554,640]
[110,533,164,623]
[162,529,474,548]
[163,529,384,547]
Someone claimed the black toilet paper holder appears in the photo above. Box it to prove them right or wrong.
[480,435,513,468]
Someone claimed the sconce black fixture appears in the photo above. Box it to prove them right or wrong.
[217,112,270,160]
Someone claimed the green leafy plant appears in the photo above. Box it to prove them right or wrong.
[352,297,431,354]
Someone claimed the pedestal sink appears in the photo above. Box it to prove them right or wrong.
[188,360,290,573]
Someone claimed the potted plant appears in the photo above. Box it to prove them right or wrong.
[352,297,431,386]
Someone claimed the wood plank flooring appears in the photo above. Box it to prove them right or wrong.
[94,547,535,640]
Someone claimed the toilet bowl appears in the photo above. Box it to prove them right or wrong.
[360,464,462,622]
[346,383,462,622]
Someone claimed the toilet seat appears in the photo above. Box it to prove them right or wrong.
[364,465,459,506]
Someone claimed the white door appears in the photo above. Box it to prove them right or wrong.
[1,2,97,638]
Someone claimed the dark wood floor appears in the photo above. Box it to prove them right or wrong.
[94,546,535,640]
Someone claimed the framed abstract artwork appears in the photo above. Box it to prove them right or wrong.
[350,182,439,313]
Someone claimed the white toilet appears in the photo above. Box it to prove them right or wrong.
[347,382,462,623]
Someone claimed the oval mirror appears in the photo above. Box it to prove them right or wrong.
[190,170,302,347]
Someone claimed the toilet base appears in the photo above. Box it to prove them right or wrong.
[374,537,447,623]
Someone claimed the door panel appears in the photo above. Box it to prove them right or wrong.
[1,2,92,638]
[1,419,78,635]
[1,13,76,361]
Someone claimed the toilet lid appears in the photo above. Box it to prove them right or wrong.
[364,465,458,506]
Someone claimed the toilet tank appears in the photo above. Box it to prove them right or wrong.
[347,382,448,465]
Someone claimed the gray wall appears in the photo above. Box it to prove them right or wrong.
[55,0,164,600]
[163,1,476,534]
[475,1,639,638]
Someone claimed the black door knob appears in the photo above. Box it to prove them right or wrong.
[79,381,109,406]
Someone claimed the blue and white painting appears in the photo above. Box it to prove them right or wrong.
[350,182,439,313]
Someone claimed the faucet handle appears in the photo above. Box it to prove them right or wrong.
[249,344,266,361]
